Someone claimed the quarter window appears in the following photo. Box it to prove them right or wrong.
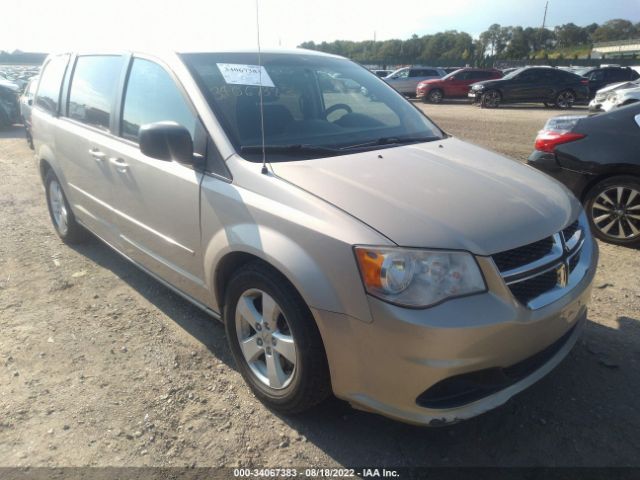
[68,55,123,130]
[121,58,196,142]
[35,55,69,114]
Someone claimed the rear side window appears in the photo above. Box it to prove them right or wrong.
[470,71,492,80]
[606,69,632,82]
[35,55,69,114]
[121,58,196,142]
[410,69,438,77]
[68,55,123,131]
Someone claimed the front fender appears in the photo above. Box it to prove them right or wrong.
[203,223,372,323]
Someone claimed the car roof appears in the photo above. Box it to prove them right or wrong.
[46,47,344,61]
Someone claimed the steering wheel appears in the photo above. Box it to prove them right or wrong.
[325,103,352,120]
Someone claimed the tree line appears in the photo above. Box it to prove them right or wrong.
[298,19,640,65]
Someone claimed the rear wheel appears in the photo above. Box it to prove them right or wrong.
[555,90,575,109]
[585,176,640,247]
[481,90,501,108]
[224,262,331,413]
[427,89,444,104]
[44,170,88,244]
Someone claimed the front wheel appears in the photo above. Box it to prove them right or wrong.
[585,176,640,247]
[555,90,575,109]
[224,262,331,413]
[481,90,501,108]
[427,89,444,104]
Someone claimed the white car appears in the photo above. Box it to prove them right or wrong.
[589,80,640,112]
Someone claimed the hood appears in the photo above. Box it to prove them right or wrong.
[0,79,20,92]
[598,81,640,95]
[471,78,503,89]
[271,138,580,256]
[418,79,442,86]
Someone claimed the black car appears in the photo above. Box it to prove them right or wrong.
[528,103,640,246]
[469,67,590,109]
[0,84,20,129]
[574,66,639,98]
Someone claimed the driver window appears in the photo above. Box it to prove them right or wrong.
[395,69,409,79]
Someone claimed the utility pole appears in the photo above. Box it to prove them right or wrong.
[541,1,548,29]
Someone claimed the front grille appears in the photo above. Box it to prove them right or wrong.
[562,220,580,243]
[492,236,554,273]
[569,249,581,273]
[491,217,588,309]
[508,269,558,305]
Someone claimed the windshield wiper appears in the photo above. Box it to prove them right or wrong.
[341,136,441,150]
[240,144,342,155]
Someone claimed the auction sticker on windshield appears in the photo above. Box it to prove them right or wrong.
[217,63,275,87]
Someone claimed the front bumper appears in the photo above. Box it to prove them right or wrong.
[312,232,597,426]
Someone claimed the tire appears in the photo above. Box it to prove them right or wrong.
[555,89,575,109]
[427,89,444,104]
[44,170,89,244]
[481,90,501,108]
[584,175,640,247]
[224,261,331,414]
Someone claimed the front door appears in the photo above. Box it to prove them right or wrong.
[107,56,206,299]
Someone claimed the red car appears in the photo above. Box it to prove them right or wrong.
[416,68,503,103]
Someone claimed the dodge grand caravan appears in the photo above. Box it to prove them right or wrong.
[31,49,597,426]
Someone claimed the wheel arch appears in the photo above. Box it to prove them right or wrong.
[204,225,367,321]
[580,171,640,203]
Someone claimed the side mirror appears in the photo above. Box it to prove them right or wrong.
[139,122,193,163]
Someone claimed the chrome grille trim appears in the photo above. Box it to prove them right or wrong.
[492,216,589,309]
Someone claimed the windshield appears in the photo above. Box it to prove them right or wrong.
[441,69,464,80]
[573,68,591,77]
[502,67,525,80]
[180,53,443,161]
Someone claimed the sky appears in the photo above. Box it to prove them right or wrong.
[2,0,640,53]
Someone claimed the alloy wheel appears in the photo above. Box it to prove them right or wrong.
[429,90,443,103]
[556,91,575,108]
[591,186,640,240]
[49,179,69,236]
[483,91,500,108]
[235,289,297,390]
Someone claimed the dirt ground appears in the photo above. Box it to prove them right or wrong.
[1,102,639,468]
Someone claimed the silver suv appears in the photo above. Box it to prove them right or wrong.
[383,66,445,96]
[31,49,597,426]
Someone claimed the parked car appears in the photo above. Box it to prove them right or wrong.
[383,66,446,96]
[469,67,590,109]
[19,76,38,148]
[0,83,20,129]
[528,103,640,246]
[371,69,392,78]
[32,49,597,426]
[417,68,502,103]
[589,80,640,112]
[574,66,639,98]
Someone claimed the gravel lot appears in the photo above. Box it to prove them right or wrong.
[1,102,639,468]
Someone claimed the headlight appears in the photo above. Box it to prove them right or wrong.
[606,92,619,103]
[473,84,484,90]
[354,246,486,308]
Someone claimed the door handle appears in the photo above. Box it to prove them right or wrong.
[109,157,129,172]
[89,148,106,161]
